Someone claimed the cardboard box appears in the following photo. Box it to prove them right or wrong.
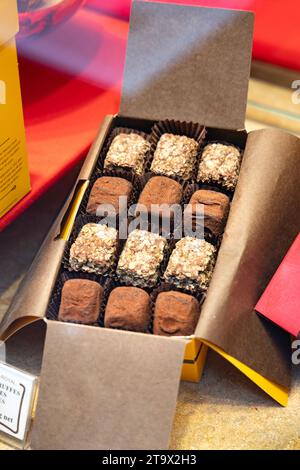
[1,2,300,450]
[0,0,30,219]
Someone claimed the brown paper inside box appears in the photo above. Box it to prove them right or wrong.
[1,2,300,450]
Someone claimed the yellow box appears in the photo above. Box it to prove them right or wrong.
[0,0,30,219]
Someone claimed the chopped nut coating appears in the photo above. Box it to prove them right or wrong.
[104,133,150,175]
[197,143,241,190]
[164,237,216,291]
[150,133,198,180]
[69,223,118,275]
[117,229,167,287]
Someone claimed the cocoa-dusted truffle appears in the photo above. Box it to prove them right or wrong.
[197,143,242,190]
[136,176,182,216]
[104,133,150,175]
[58,279,103,324]
[69,223,118,275]
[86,176,133,216]
[150,133,198,180]
[164,237,216,291]
[116,229,167,287]
[185,189,230,238]
[153,291,200,336]
[105,286,150,332]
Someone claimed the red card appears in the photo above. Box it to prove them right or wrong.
[256,234,300,337]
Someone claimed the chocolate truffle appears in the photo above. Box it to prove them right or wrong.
[136,176,183,216]
[116,229,167,287]
[58,279,103,324]
[185,189,230,237]
[197,143,242,190]
[105,286,150,332]
[104,133,150,175]
[164,237,216,291]
[69,223,118,275]
[153,291,200,336]
[150,133,198,180]
[86,176,133,216]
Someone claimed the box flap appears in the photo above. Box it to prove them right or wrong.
[120,1,254,129]
[31,322,187,450]
[0,0,19,47]
[195,128,300,403]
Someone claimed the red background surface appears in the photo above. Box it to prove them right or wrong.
[1,0,300,230]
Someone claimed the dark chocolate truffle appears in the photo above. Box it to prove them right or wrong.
[105,286,150,332]
[136,176,182,216]
[153,291,200,336]
[58,279,103,324]
[185,189,230,237]
[86,176,133,216]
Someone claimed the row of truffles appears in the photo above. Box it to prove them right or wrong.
[69,225,216,292]
[58,280,200,336]
[86,174,183,218]
[103,131,242,190]
[86,175,230,238]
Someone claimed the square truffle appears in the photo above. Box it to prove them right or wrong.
[185,189,230,238]
[116,229,167,287]
[150,133,198,180]
[136,176,183,216]
[105,286,150,332]
[153,291,200,336]
[104,133,150,175]
[58,279,103,324]
[69,223,118,275]
[197,143,242,190]
[86,176,133,216]
[164,237,216,291]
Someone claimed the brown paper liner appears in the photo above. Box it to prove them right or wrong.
[150,282,206,336]
[62,214,124,277]
[196,139,244,196]
[96,126,151,176]
[147,119,206,182]
[78,167,142,221]
[46,270,109,327]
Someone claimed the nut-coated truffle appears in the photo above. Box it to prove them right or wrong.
[104,133,150,175]
[197,143,242,190]
[164,237,216,291]
[150,133,198,180]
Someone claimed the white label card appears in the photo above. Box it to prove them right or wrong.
[0,362,37,441]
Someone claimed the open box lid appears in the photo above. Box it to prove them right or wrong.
[120,1,254,129]
[0,0,19,47]
[31,322,187,450]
